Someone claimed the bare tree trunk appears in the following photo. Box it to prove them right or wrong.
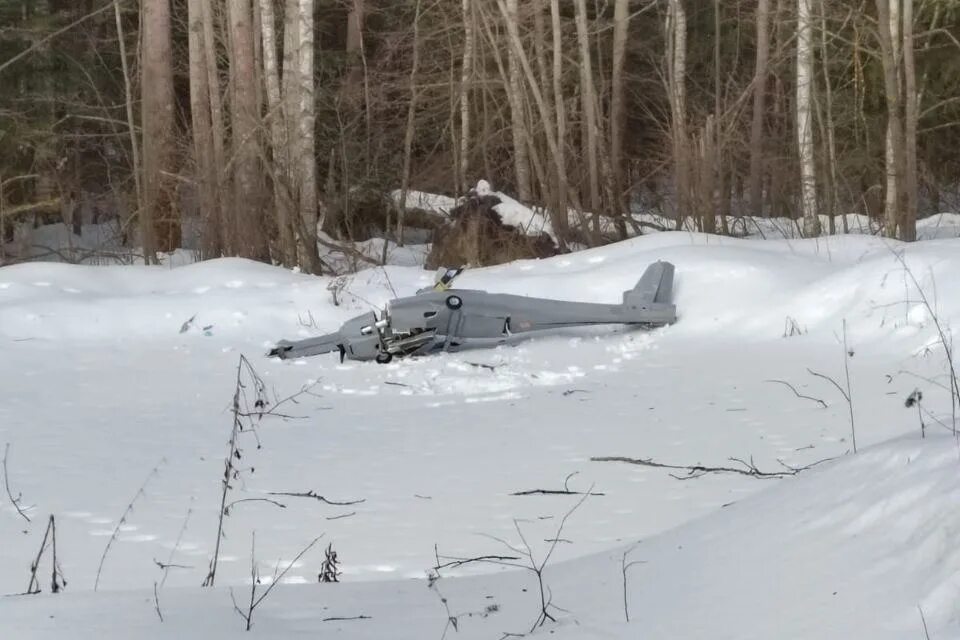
[876,0,904,239]
[609,0,629,239]
[459,0,475,194]
[819,0,842,234]
[747,0,770,218]
[259,0,296,265]
[666,0,687,231]
[188,0,221,257]
[902,0,917,241]
[141,0,179,260]
[505,0,532,201]
[296,0,322,272]
[201,0,227,251]
[398,0,423,247]
[113,0,142,225]
[226,0,267,259]
[549,0,569,240]
[796,0,820,237]
[707,0,721,235]
[574,0,601,241]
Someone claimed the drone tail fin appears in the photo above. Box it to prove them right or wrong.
[629,260,675,305]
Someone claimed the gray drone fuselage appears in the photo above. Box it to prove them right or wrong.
[270,261,676,363]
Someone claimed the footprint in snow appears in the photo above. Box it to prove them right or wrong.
[119,533,158,543]
[62,287,82,294]
[225,280,244,288]
[193,286,211,294]
[32,281,51,287]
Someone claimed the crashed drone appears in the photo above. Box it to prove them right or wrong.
[269,261,677,363]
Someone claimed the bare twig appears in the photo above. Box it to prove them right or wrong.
[234,534,324,630]
[764,379,828,408]
[205,356,321,587]
[433,554,522,571]
[159,505,194,587]
[153,581,163,622]
[919,604,931,640]
[890,249,959,437]
[25,515,65,595]
[3,443,31,522]
[94,458,165,590]
[807,368,849,402]
[591,455,836,480]
[225,498,288,513]
[621,544,645,622]
[323,615,372,622]
[267,491,364,506]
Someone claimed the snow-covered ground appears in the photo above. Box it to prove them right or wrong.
[2,232,960,638]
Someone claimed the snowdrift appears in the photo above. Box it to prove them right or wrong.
[2,231,960,639]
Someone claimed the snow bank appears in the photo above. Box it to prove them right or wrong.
[3,231,960,639]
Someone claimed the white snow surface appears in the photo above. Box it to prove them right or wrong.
[2,231,960,638]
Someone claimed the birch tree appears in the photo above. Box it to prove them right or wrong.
[796,0,820,237]
[258,0,296,265]
[876,0,906,239]
[296,0,322,273]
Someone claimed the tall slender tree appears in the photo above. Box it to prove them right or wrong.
[141,0,179,259]
[796,0,820,237]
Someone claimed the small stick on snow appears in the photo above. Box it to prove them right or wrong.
[267,490,364,506]
[590,455,837,480]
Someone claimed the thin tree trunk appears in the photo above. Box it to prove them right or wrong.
[748,0,770,218]
[707,0,721,235]
[610,0,629,239]
[819,0,842,233]
[296,0,322,272]
[141,0,179,260]
[667,0,687,231]
[201,0,227,251]
[259,0,296,264]
[459,0,475,194]
[902,0,917,241]
[505,0,532,201]
[398,0,423,247]
[188,0,221,257]
[549,0,569,240]
[796,0,820,237]
[113,0,142,224]
[876,0,904,239]
[574,0,601,241]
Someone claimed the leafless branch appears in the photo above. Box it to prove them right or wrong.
[153,581,163,622]
[764,379,828,408]
[591,454,836,480]
[94,458,165,590]
[3,443,31,522]
[267,490,364,506]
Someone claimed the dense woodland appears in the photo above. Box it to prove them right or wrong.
[1,0,959,271]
